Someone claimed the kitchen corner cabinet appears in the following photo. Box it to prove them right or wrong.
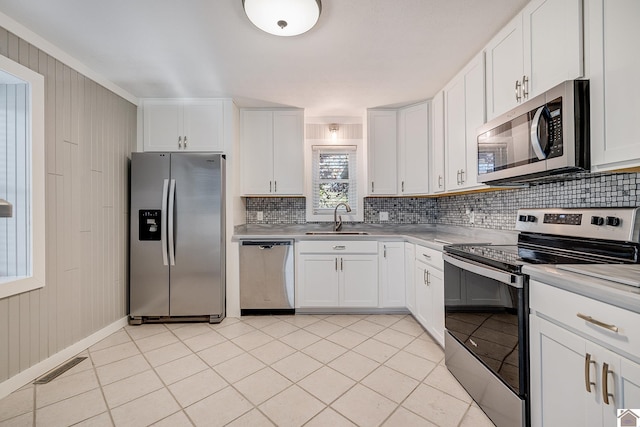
[588,0,640,171]
[530,280,640,427]
[485,0,583,120]
[296,241,378,308]
[444,52,486,192]
[367,110,397,195]
[378,242,405,308]
[413,245,444,346]
[430,91,445,194]
[240,109,304,196]
[398,102,430,195]
[143,99,224,152]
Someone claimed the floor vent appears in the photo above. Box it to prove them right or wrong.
[33,357,88,384]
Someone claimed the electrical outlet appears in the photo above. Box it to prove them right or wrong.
[256,211,263,221]
[379,211,389,221]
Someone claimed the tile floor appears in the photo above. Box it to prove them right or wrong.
[0,314,495,426]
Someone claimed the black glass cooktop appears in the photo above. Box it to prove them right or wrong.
[445,231,640,273]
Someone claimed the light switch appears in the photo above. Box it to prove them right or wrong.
[379,212,389,221]
[256,211,263,221]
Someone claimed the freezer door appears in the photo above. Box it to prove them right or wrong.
[130,152,171,316]
[169,153,225,316]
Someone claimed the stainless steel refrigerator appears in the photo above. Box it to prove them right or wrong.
[129,152,225,324]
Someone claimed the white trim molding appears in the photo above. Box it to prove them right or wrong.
[0,317,129,400]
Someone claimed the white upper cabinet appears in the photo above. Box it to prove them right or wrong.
[430,91,446,194]
[485,17,524,120]
[240,109,304,196]
[588,0,640,171]
[398,102,430,195]
[444,53,486,192]
[486,0,583,120]
[143,99,224,152]
[367,110,398,195]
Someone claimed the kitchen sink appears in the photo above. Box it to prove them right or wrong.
[305,231,370,235]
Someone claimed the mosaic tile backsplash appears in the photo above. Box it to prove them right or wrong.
[245,172,640,230]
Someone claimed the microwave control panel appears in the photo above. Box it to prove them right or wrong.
[546,98,563,159]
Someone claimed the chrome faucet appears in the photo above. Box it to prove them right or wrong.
[334,202,352,231]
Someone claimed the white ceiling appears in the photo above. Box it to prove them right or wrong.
[0,0,528,118]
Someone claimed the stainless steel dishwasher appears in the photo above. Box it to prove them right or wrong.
[240,240,294,315]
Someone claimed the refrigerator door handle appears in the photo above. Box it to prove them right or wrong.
[160,179,169,266]
[168,179,176,266]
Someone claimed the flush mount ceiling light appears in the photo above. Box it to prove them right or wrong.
[243,0,322,37]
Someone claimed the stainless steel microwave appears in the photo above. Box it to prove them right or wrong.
[476,80,589,185]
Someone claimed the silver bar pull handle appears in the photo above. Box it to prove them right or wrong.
[184,136,188,148]
[438,175,443,188]
[340,258,343,271]
[576,313,619,333]
[335,258,338,271]
[401,181,405,192]
[426,270,431,286]
[383,245,387,258]
[602,362,612,405]
[178,136,182,149]
[269,181,272,193]
[371,181,374,193]
[422,253,431,260]
[585,353,596,393]
[333,245,346,250]
[515,80,522,102]
[423,269,427,284]
[460,169,465,184]
[168,179,176,266]
[160,179,169,266]
[274,181,277,193]
[522,75,529,99]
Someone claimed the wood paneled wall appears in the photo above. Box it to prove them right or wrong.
[0,28,136,382]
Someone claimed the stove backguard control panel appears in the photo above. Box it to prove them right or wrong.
[515,208,640,242]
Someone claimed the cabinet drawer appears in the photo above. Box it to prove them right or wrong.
[415,245,443,270]
[530,280,640,357]
[297,240,378,254]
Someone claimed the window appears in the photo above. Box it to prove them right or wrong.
[312,146,358,215]
[0,54,45,299]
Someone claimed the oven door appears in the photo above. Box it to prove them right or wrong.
[443,253,528,427]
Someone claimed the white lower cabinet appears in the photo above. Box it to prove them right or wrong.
[404,243,416,314]
[296,241,378,309]
[413,245,445,347]
[378,242,406,308]
[530,280,640,427]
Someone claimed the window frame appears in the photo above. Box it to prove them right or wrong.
[0,54,46,299]
[305,139,364,223]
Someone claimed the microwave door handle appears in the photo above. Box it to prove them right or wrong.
[530,106,548,160]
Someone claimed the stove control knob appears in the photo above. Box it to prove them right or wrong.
[518,215,527,222]
[591,216,604,226]
[606,216,621,226]
[526,215,537,223]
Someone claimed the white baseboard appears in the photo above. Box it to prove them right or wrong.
[0,316,129,400]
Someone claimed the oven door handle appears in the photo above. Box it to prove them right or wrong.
[443,253,524,288]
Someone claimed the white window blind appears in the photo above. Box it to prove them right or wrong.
[311,145,358,215]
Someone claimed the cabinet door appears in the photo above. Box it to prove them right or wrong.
[431,91,445,194]
[340,255,378,307]
[272,110,304,195]
[297,255,339,307]
[182,100,224,151]
[405,243,416,314]
[463,55,485,190]
[414,261,429,328]
[530,316,590,427]
[378,242,405,308]
[619,358,640,417]
[523,0,583,98]
[399,102,430,195]
[241,110,274,195]
[143,100,182,151]
[367,110,397,195]
[429,267,445,347]
[589,0,640,170]
[444,75,466,192]
[485,16,524,120]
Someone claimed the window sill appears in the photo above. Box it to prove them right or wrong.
[0,275,44,299]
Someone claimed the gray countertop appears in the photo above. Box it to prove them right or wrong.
[523,264,640,314]
[232,223,519,250]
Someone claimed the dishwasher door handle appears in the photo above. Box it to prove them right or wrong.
[259,245,273,250]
